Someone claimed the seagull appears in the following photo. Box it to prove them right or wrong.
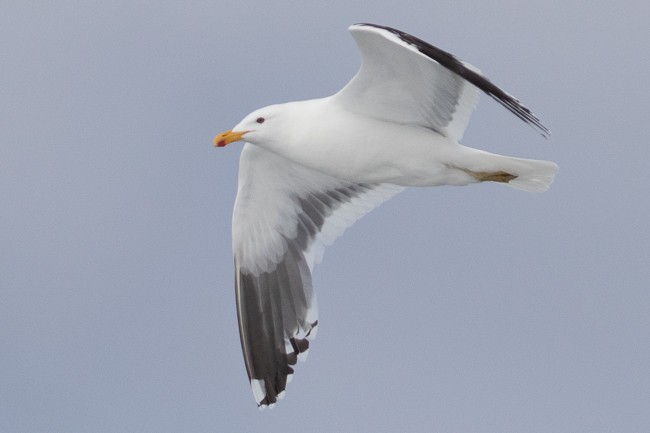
[214,23,558,407]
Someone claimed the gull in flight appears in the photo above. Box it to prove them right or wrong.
[214,23,558,407]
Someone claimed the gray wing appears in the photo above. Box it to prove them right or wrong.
[333,23,549,141]
[232,144,403,407]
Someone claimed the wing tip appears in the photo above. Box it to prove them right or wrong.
[495,94,551,138]
[249,320,319,408]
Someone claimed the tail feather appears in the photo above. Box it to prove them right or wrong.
[507,158,558,192]
[456,147,559,192]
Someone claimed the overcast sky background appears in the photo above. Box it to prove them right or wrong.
[2,1,649,432]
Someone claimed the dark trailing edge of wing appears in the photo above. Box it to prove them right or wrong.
[356,23,550,138]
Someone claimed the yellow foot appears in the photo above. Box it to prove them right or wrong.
[462,169,518,183]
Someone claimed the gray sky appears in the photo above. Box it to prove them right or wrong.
[2,1,649,432]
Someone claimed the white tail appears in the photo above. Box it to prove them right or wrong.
[456,147,559,192]
[506,158,558,192]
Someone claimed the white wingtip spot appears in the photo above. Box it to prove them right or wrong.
[287,373,294,384]
[251,379,266,405]
[307,323,318,340]
[277,390,286,400]
[298,348,310,362]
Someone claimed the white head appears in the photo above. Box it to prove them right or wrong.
[214,103,291,149]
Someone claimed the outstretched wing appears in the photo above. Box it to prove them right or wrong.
[232,144,403,407]
[333,23,549,141]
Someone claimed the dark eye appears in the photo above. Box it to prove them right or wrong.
[256,117,265,124]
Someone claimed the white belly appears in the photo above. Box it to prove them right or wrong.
[275,103,475,187]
